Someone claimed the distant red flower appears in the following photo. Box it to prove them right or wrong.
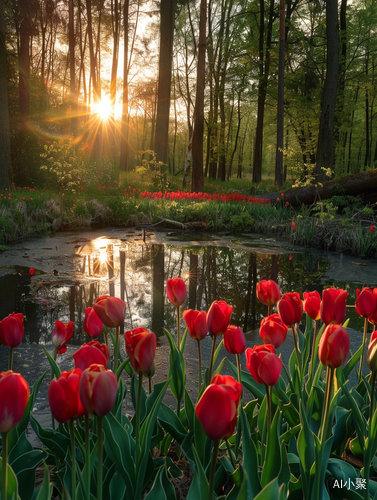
[370,226,375,233]
[29,268,35,276]
[291,221,296,230]
[286,201,290,206]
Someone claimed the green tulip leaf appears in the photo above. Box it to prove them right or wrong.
[109,470,126,500]
[240,406,261,498]
[261,409,282,487]
[34,460,53,500]
[144,464,177,500]
[154,457,182,479]
[103,412,136,497]
[158,403,187,444]
[30,416,71,461]
[180,327,188,353]
[193,411,212,468]
[131,373,147,423]
[163,328,185,405]
[341,383,367,443]
[43,347,61,379]
[253,478,280,499]
[187,445,209,500]
[184,389,195,430]
[297,400,315,498]
[116,357,130,379]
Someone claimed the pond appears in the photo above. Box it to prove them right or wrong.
[0,228,375,436]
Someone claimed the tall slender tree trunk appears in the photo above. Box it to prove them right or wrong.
[0,0,11,188]
[110,0,120,153]
[275,0,285,186]
[119,0,130,172]
[18,0,31,115]
[191,0,207,192]
[316,0,339,180]
[69,0,77,135]
[154,0,177,164]
[252,0,274,184]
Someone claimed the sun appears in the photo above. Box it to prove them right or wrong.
[93,95,111,121]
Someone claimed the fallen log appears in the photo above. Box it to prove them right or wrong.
[256,169,377,206]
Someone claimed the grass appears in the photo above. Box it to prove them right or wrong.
[0,175,376,258]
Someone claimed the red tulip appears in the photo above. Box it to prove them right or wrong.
[48,369,85,423]
[370,225,375,233]
[125,327,156,374]
[72,341,109,371]
[303,291,321,321]
[278,292,303,326]
[291,221,296,230]
[320,288,348,325]
[93,295,126,328]
[51,320,74,354]
[246,345,282,386]
[368,289,377,325]
[0,313,24,348]
[355,288,376,319]
[318,324,349,368]
[29,268,35,276]
[224,325,246,354]
[256,280,280,306]
[259,314,287,348]
[79,364,118,416]
[182,309,207,341]
[207,300,233,336]
[0,371,29,433]
[195,375,242,441]
[166,278,187,307]
[83,307,103,339]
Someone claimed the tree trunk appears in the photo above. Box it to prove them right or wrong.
[315,0,339,180]
[191,0,207,192]
[154,0,177,164]
[252,0,275,184]
[110,0,120,152]
[275,0,285,187]
[18,0,31,115]
[0,0,11,188]
[69,0,77,135]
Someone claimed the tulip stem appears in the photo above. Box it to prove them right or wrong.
[226,439,236,469]
[8,348,13,371]
[104,329,109,348]
[208,440,219,500]
[268,304,272,317]
[358,317,368,383]
[148,376,152,395]
[197,340,202,394]
[309,320,319,380]
[97,417,103,500]
[291,324,302,373]
[114,326,120,372]
[236,353,243,400]
[69,420,76,500]
[208,336,217,382]
[266,385,272,427]
[51,349,57,430]
[1,432,8,500]
[177,306,181,349]
[85,415,90,494]
[135,373,143,443]
[370,370,377,423]
[319,366,334,445]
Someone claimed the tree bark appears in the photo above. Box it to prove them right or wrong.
[275,0,285,187]
[0,0,11,188]
[69,0,77,135]
[315,0,339,180]
[191,0,207,192]
[154,0,177,164]
[18,0,31,115]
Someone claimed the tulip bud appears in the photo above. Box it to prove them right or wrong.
[207,300,233,336]
[224,325,246,354]
[73,341,109,371]
[0,313,24,348]
[246,345,282,386]
[79,364,118,416]
[93,295,126,328]
[48,369,85,423]
[256,280,280,306]
[303,291,321,321]
[355,288,377,319]
[29,268,35,276]
[195,375,242,441]
[182,309,207,341]
[318,324,350,368]
[278,292,303,326]
[320,288,348,325]
[166,278,187,307]
[367,338,377,372]
[0,371,30,433]
[83,307,103,339]
[259,314,287,348]
[125,327,156,374]
[51,320,74,354]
